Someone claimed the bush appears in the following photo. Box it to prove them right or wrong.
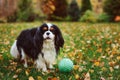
[97,13,110,22]
[7,0,36,22]
[80,10,97,23]
[17,0,35,22]
[68,0,80,21]
[103,0,120,22]
[81,0,92,16]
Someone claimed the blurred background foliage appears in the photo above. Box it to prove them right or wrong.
[68,0,80,21]
[0,0,120,22]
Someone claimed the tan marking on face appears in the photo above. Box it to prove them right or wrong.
[50,27,54,31]
[43,27,47,30]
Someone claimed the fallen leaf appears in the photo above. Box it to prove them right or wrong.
[13,74,18,78]
[100,77,106,80]
[114,65,119,69]
[94,61,100,66]
[52,77,59,80]
[25,69,30,76]
[47,77,59,80]
[109,61,116,67]
[74,65,79,70]
[25,71,29,76]
[75,74,80,79]
[69,76,72,80]
[0,55,3,60]
[101,67,107,71]
[16,68,22,73]
[89,69,94,73]
[109,67,114,72]
[96,48,102,53]
[29,76,34,80]
[78,67,83,72]
[4,40,10,45]
[37,76,42,80]
[117,56,120,60]
[84,72,90,80]
[86,40,91,44]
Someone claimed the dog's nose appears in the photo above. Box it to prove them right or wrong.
[46,32,50,35]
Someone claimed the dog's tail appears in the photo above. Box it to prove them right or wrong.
[10,40,20,59]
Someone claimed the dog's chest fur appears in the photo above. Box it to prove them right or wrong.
[42,41,56,64]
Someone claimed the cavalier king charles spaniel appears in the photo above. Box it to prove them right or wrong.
[10,23,64,72]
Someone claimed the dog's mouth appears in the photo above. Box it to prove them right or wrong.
[45,37,51,40]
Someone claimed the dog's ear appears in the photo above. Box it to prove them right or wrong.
[54,25,64,52]
[34,27,43,51]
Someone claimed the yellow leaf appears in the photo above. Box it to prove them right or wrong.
[26,71,29,76]
[89,69,94,73]
[117,56,120,60]
[25,69,30,76]
[29,76,34,80]
[109,67,114,72]
[37,76,42,80]
[94,61,100,66]
[75,74,80,79]
[74,65,79,70]
[101,67,107,71]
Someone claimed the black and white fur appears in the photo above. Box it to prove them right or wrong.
[10,23,64,71]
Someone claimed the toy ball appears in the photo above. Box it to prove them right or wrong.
[58,58,73,72]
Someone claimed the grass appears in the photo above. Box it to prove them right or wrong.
[0,22,120,80]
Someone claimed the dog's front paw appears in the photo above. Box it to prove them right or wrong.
[48,64,54,69]
[42,67,47,72]
[24,63,28,68]
[23,61,28,68]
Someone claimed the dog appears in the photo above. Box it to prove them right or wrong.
[10,23,64,72]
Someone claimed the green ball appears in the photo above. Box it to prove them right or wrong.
[58,58,73,72]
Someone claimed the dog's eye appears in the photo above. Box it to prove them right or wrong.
[50,27,54,31]
[43,27,47,30]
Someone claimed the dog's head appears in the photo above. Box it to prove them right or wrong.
[35,23,64,51]
[40,23,56,41]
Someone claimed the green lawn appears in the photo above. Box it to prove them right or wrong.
[0,22,120,80]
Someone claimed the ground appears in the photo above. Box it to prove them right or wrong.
[0,22,120,80]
